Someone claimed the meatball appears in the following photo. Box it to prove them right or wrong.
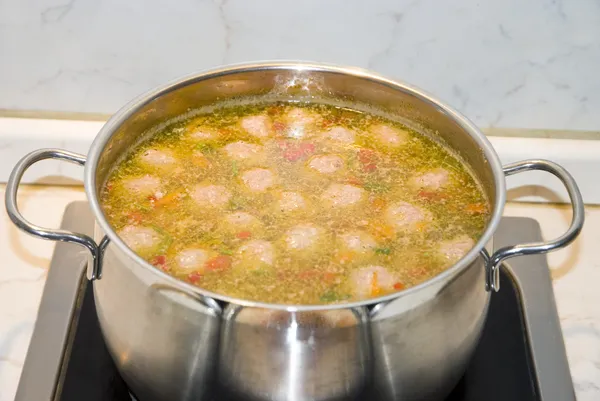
[277,191,306,212]
[324,126,356,144]
[338,230,377,253]
[371,124,408,147]
[118,225,160,252]
[439,235,475,262]
[123,175,160,196]
[237,240,275,267]
[412,168,450,190]
[223,141,264,161]
[241,168,276,192]
[285,224,323,250]
[321,184,364,207]
[225,211,260,228]
[174,248,212,273]
[139,149,176,166]
[308,154,344,174]
[385,202,429,230]
[241,115,272,138]
[191,184,232,208]
[350,265,397,299]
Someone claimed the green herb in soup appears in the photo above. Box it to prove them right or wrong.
[100,102,490,305]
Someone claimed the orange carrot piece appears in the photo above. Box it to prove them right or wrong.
[466,203,487,214]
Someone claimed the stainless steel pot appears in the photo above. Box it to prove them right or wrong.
[5,62,584,401]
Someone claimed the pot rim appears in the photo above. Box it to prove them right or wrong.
[84,60,506,312]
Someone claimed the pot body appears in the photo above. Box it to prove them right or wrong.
[94,230,489,401]
[89,62,508,401]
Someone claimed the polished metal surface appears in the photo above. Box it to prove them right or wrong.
[487,159,585,291]
[5,62,585,401]
[218,305,371,401]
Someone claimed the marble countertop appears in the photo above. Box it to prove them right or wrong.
[2,0,600,132]
[0,185,599,400]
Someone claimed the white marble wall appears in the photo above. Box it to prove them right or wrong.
[1,0,600,129]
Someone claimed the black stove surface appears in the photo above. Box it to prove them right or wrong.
[15,203,576,401]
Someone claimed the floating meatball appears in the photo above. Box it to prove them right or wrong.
[237,240,275,267]
[350,265,397,299]
[118,225,161,252]
[224,141,264,161]
[174,248,212,273]
[308,154,344,174]
[385,202,429,230]
[241,168,276,192]
[139,149,176,166]
[439,235,475,262]
[241,115,272,138]
[285,224,323,250]
[412,168,450,190]
[321,184,364,207]
[191,184,232,208]
[371,124,408,147]
[338,230,377,253]
[123,175,161,196]
[324,126,356,144]
[277,191,306,212]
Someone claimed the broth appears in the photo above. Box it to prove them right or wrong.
[100,102,490,305]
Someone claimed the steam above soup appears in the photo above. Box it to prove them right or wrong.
[100,102,490,305]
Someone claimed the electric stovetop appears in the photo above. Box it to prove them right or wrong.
[14,202,575,401]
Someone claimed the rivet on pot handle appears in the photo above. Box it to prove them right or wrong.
[487,159,585,292]
[5,148,103,281]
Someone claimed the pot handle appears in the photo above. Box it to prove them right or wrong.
[487,159,584,291]
[5,148,103,280]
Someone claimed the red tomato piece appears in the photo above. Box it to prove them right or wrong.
[358,149,378,171]
[283,148,304,161]
[393,282,405,290]
[281,141,316,161]
[187,271,203,284]
[205,255,232,272]
[236,231,252,239]
[151,255,169,271]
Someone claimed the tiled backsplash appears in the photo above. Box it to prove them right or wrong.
[1,0,600,131]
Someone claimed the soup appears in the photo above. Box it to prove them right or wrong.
[100,102,490,305]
